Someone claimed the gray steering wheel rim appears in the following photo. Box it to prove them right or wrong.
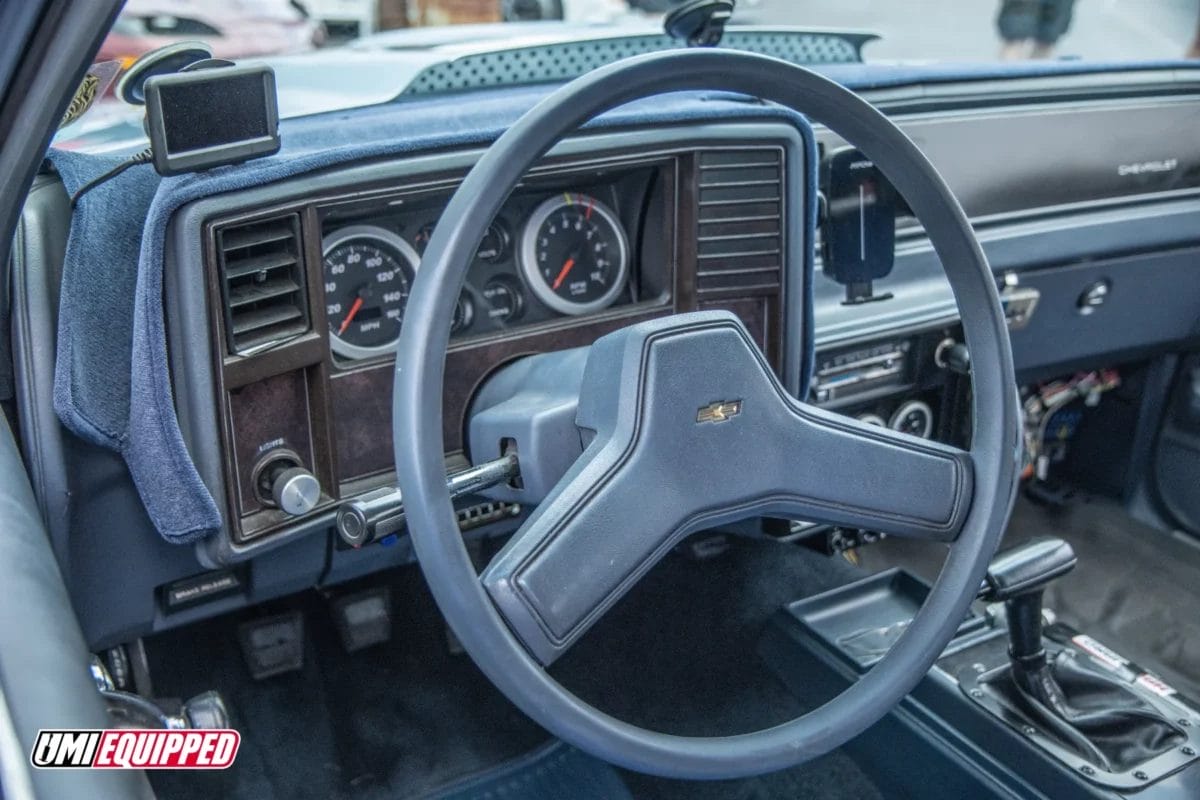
[393,49,1019,779]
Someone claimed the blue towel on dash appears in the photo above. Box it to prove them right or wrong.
[47,85,819,544]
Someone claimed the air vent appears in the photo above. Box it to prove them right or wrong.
[216,215,308,355]
[696,149,784,297]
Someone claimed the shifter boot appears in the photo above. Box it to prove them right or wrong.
[997,651,1183,772]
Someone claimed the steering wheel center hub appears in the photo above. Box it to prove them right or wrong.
[478,312,972,664]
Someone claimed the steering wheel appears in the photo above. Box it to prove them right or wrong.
[394,49,1019,779]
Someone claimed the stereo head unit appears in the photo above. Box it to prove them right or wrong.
[811,340,912,405]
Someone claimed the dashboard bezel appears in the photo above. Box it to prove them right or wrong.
[168,123,811,561]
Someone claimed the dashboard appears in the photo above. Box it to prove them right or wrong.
[13,68,1200,650]
[196,127,806,548]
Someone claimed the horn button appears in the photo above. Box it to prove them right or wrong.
[474,311,970,665]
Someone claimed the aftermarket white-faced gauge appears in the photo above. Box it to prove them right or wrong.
[322,225,418,360]
[518,192,629,316]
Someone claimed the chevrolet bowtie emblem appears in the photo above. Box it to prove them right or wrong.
[696,400,743,424]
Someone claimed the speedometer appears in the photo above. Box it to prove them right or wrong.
[518,192,629,316]
[322,225,417,360]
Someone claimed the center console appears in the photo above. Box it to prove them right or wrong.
[760,539,1200,798]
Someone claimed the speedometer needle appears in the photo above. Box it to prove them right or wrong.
[551,256,577,291]
[338,296,364,335]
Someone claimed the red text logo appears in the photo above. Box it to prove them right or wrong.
[31,729,240,769]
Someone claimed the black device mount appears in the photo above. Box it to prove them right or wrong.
[819,146,898,305]
[664,0,735,47]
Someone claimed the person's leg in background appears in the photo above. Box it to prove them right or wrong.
[1031,0,1076,58]
[997,0,1041,60]
[1188,4,1200,58]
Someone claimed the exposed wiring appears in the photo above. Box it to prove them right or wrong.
[69,147,154,207]
[1021,369,1120,481]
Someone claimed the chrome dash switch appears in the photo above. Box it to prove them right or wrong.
[998,272,1040,330]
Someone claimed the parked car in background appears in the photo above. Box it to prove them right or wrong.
[502,0,645,23]
[98,0,324,65]
[500,0,758,23]
[295,0,377,40]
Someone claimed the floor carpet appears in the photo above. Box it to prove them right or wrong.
[145,536,884,800]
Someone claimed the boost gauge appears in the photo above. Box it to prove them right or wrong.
[322,225,418,360]
[519,192,629,316]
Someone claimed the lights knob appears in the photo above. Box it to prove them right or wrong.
[271,467,320,516]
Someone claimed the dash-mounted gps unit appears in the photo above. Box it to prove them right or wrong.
[144,64,281,176]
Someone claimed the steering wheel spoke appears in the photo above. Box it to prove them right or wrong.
[481,313,972,665]
[783,406,973,542]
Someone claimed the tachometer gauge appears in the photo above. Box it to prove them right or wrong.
[322,225,417,360]
[519,192,629,316]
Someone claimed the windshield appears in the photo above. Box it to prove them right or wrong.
[54,0,1200,152]
[755,0,1198,61]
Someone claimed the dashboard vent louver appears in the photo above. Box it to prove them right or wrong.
[216,215,308,355]
[695,149,784,297]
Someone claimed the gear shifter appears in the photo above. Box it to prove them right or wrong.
[981,537,1077,683]
[979,538,1184,773]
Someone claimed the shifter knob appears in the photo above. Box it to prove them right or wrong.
[980,537,1076,602]
[980,537,1076,677]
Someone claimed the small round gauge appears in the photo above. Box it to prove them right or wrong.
[476,223,510,262]
[415,221,508,262]
[856,413,887,427]
[889,400,934,439]
[519,192,629,316]
[481,277,524,324]
[322,225,418,360]
[451,293,475,334]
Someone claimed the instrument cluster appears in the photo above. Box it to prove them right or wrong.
[320,175,647,362]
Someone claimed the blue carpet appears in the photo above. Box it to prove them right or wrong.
[425,740,632,800]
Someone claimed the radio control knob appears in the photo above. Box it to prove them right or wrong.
[934,338,971,375]
[271,467,320,516]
